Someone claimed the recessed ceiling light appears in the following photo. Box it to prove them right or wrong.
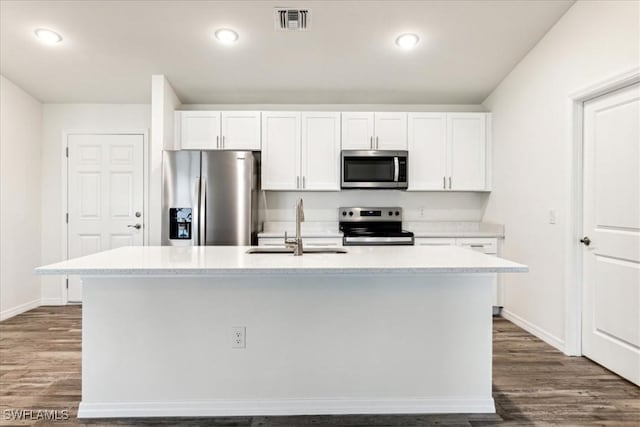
[34,28,63,45]
[214,28,239,44]
[395,33,419,50]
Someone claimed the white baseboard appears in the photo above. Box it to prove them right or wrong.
[78,397,495,418]
[501,309,564,352]
[40,297,67,306]
[0,299,41,321]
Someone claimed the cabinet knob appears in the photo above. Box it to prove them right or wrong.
[580,236,591,246]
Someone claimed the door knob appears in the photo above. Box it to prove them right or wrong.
[127,224,142,230]
[580,236,591,246]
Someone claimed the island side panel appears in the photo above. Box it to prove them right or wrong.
[80,273,495,417]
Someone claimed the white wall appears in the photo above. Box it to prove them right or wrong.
[482,0,639,351]
[0,75,43,320]
[40,104,151,304]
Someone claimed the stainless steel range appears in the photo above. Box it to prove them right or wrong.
[339,207,415,246]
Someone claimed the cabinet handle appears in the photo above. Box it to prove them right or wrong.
[448,177,452,189]
[222,135,225,149]
[216,135,220,149]
[443,176,446,189]
[302,176,306,189]
[370,136,373,149]
[296,176,300,189]
[376,136,379,149]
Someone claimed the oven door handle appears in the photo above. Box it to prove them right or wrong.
[393,157,399,182]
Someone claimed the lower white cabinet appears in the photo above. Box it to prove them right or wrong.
[258,237,343,247]
[415,237,500,306]
[414,237,456,247]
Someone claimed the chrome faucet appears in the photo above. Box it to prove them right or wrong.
[284,198,305,256]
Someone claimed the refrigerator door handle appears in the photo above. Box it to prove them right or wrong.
[199,178,206,245]
[192,178,201,245]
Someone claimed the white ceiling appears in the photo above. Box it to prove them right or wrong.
[0,0,574,104]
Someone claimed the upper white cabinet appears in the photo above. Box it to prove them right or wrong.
[448,113,487,191]
[374,112,408,150]
[221,111,261,150]
[176,111,220,150]
[407,113,448,190]
[261,112,300,190]
[341,112,374,150]
[262,112,340,191]
[341,112,407,150]
[175,111,261,150]
[300,112,341,191]
[408,112,490,191]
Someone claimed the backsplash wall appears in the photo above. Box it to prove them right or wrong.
[259,191,490,224]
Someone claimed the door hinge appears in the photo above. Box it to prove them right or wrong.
[65,147,69,158]
[65,213,69,223]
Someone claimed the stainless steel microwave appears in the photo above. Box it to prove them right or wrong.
[341,150,408,189]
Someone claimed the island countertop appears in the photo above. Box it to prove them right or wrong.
[36,245,527,276]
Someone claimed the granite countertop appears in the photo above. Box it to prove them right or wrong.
[35,245,527,276]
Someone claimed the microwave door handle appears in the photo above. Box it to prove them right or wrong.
[393,157,399,182]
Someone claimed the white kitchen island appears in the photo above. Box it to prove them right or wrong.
[37,245,527,419]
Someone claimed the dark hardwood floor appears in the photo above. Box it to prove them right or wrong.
[0,305,638,426]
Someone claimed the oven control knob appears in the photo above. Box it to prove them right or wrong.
[388,211,393,216]
[349,212,354,216]
[395,211,400,216]
[342,211,347,216]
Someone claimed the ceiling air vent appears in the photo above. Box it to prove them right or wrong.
[275,9,310,31]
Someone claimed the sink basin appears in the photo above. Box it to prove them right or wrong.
[246,247,347,254]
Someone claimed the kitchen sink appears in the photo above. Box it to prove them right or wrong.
[246,247,348,254]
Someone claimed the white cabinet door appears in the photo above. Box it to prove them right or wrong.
[456,238,497,254]
[408,113,447,190]
[414,238,456,246]
[448,113,486,190]
[178,111,220,150]
[341,112,374,150]
[261,112,301,190]
[301,112,341,191]
[374,112,407,150]
[259,237,342,247]
[221,111,261,150]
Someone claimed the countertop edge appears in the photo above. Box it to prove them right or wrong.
[35,266,528,276]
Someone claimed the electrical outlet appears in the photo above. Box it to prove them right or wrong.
[231,326,246,349]
[420,207,425,217]
[549,209,557,225]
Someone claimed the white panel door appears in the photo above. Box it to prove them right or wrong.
[301,112,341,191]
[261,112,301,190]
[407,113,447,190]
[448,113,486,190]
[179,111,220,150]
[582,83,640,385]
[67,134,144,302]
[374,112,408,150]
[221,111,261,150]
[341,112,374,150]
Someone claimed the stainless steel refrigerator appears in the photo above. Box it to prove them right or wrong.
[162,151,259,246]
